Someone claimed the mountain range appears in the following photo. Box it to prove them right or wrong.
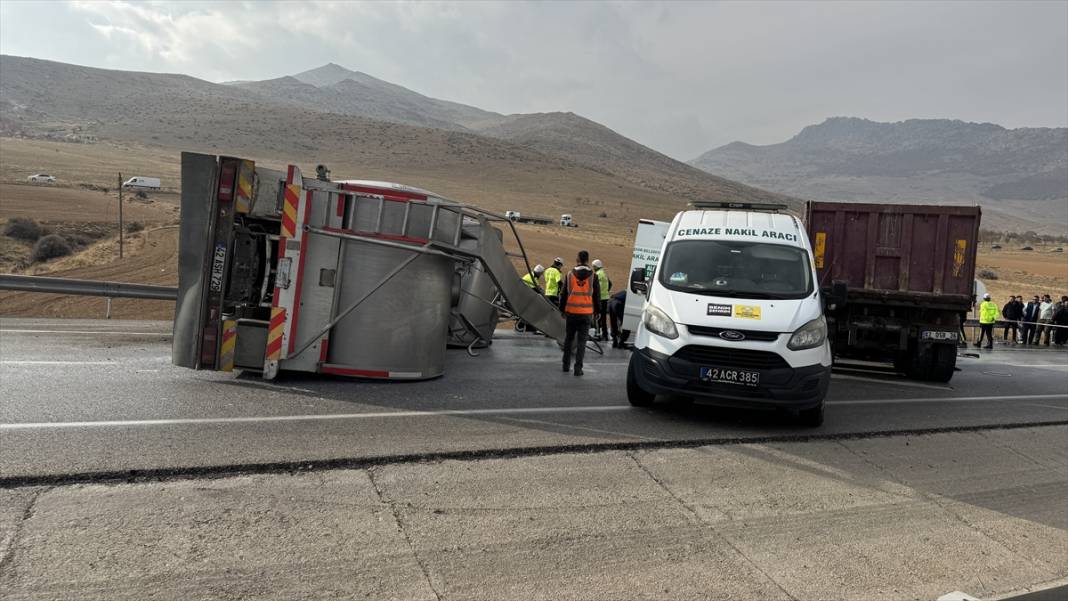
[0,56,792,220]
[2,55,1064,233]
[690,117,1068,232]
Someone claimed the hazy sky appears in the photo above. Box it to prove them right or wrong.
[2,1,1066,160]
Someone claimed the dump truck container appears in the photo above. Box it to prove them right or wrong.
[805,201,981,382]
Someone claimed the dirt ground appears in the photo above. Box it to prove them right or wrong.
[1,136,1065,320]
[0,226,179,320]
[0,182,178,223]
[976,247,1068,301]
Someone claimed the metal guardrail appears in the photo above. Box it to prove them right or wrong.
[0,274,177,301]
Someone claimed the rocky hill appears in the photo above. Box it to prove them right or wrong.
[0,55,794,212]
[690,117,1068,232]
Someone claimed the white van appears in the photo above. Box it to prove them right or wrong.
[122,176,161,190]
[627,202,831,426]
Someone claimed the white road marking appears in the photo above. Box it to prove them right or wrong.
[0,329,171,336]
[0,405,632,430]
[1023,403,1068,410]
[831,373,951,390]
[830,393,1068,406]
[1,360,117,366]
[2,358,169,366]
[2,393,1066,431]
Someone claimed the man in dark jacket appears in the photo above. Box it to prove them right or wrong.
[1021,295,1041,345]
[1054,296,1068,346]
[1002,296,1023,344]
[558,250,601,376]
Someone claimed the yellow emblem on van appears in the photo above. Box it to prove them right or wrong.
[734,305,761,320]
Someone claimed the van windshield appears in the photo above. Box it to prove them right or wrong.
[658,239,812,299]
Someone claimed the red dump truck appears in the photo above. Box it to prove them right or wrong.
[806,202,981,382]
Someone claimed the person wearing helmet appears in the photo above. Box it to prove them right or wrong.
[976,292,999,350]
[522,264,545,292]
[592,259,611,341]
[543,257,564,308]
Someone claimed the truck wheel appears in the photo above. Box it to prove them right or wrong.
[927,344,957,383]
[627,356,655,407]
[798,402,824,427]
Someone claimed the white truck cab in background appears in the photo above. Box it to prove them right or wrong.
[626,202,831,426]
[122,176,161,190]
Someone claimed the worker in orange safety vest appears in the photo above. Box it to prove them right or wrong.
[558,250,601,376]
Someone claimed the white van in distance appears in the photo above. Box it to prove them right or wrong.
[627,202,831,426]
[122,176,161,190]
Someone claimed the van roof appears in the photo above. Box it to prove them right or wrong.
[671,209,806,248]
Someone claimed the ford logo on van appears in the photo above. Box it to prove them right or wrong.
[719,330,745,341]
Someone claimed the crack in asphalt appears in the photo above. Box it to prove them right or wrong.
[1,420,1066,489]
[367,468,443,601]
[0,486,50,577]
[832,439,1057,575]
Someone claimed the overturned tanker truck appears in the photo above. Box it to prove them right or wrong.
[172,152,563,380]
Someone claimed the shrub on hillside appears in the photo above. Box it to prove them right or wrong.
[977,268,999,280]
[31,234,72,262]
[3,217,43,242]
[126,221,144,234]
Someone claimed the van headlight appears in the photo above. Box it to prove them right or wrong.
[643,304,678,340]
[787,316,827,351]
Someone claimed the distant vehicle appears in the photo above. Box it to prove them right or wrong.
[505,211,521,221]
[1053,247,1064,253]
[28,174,56,184]
[122,176,161,190]
[990,244,1002,250]
[1021,246,1034,251]
[560,214,575,227]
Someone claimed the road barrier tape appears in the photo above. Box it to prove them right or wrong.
[220,320,237,372]
[235,159,255,214]
[964,319,1068,330]
[281,184,300,239]
[265,308,286,361]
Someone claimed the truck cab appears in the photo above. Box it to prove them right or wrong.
[627,202,831,426]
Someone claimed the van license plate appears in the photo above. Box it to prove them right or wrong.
[700,367,760,386]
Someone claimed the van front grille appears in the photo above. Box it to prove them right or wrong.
[685,325,781,342]
[672,345,789,370]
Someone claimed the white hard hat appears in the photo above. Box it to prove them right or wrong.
[983,293,991,299]
[553,257,564,265]
[533,264,545,274]
[592,259,603,268]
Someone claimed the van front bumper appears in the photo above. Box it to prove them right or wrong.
[631,347,830,409]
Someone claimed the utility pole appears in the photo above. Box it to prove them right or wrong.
[117,172,124,259]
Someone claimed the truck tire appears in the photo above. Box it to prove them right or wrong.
[627,355,655,407]
[927,344,957,383]
[798,402,824,427]
[906,344,956,382]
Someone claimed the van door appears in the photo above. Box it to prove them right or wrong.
[623,219,669,332]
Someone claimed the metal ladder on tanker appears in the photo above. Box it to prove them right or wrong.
[302,192,566,347]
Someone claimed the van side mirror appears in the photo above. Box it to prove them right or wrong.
[630,267,648,295]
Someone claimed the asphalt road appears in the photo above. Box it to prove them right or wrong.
[2,318,1066,482]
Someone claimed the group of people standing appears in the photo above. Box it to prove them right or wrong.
[521,252,628,375]
[975,293,1068,348]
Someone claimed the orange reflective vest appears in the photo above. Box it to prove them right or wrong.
[564,273,594,315]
